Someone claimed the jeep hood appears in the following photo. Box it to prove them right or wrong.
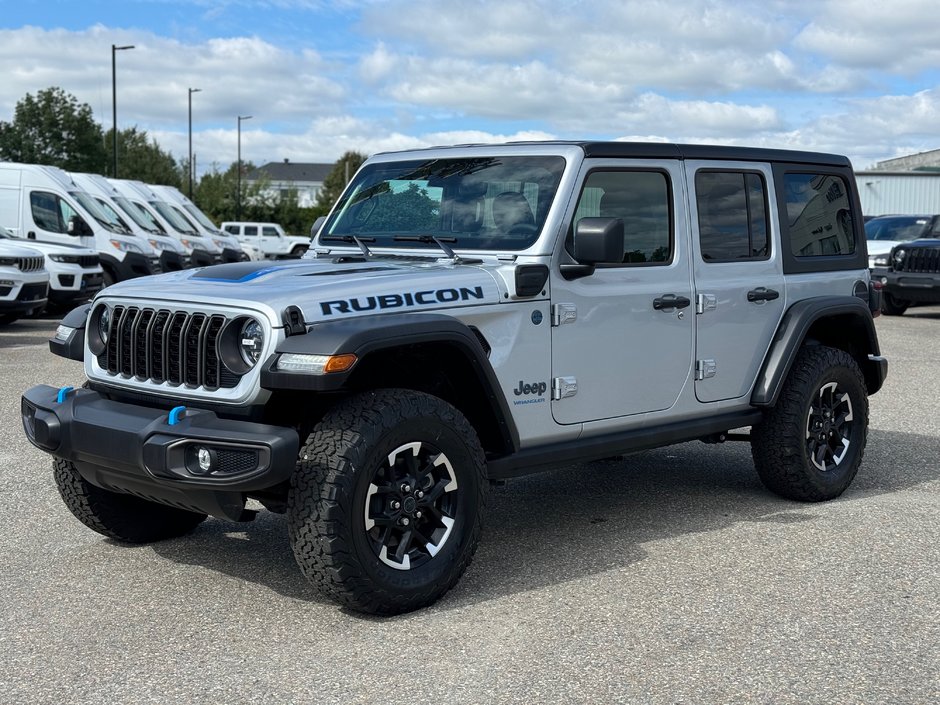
[98,257,503,325]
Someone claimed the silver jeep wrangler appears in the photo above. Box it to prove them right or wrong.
[23,142,887,614]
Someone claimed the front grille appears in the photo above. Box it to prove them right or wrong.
[895,246,940,273]
[16,256,44,272]
[98,306,238,390]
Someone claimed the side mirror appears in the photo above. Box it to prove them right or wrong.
[574,217,624,264]
[311,216,326,239]
[67,215,93,237]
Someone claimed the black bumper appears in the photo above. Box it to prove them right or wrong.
[102,252,160,282]
[221,247,243,263]
[49,272,104,305]
[22,385,299,520]
[190,249,221,268]
[883,271,940,304]
[1,282,48,315]
[160,250,189,271]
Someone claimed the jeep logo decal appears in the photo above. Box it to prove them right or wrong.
[514,380,547,396]
[320,286,485,315]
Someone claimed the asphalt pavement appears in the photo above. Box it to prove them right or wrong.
[0,308,937,704]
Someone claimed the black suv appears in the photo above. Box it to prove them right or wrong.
[877,235,940,315]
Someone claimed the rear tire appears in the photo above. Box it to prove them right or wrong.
[881,293,908,316]
[53,458,207,543]
[287,389,487,614]
[751,346,868,502]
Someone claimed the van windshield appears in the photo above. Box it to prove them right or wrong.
[320,155,567,251]
[70,191,130,235]
[183,204,219,232]
[113,197,164,234]
[152,201,197,234]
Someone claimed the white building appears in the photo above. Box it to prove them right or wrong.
[247,160,333,208]
[856,171,940,216]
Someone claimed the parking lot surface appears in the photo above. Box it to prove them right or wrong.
[1,309,937,704]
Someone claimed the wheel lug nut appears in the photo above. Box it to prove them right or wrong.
[391,500,401,510]
[416,490,424,499]
[401,484,411,493]
[415,510,422,519]
[400,517,410,526]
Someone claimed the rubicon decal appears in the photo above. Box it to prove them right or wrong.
[320,286,485,315]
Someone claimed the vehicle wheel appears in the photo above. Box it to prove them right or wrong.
[751,346,868,502]
[287,389,487,614]
[881,293,908,316]
[290,245,308,257]
[0,314,19,325]
[53,458,207,542]
[102,269,117,288]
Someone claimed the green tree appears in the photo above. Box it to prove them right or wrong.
[369,183,439,231]
[315,150,366,210]
[0,87,106,171]
[103,127,184,187]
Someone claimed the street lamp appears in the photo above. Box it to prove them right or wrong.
[111,43,135,178]
[236,115,252,220]
[188,88,202,199]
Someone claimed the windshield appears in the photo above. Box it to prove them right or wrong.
[864,216,935,242]
[152,201,197,234]
[183,204,219,232]
[92,196,133,233]
[70,191,128,234]
[319,155,567,251]
[114,197,164,233]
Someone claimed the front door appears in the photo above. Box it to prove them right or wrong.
[550,161,694,425]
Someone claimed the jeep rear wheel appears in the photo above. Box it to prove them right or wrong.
[288,389,486,614]
[53,458,207,542]
[881,293,909,316]
[751,346,868,502]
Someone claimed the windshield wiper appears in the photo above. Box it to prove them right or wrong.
[392,234,474,263]
[320,234,375,257]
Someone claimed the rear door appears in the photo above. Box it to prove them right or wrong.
[685,161,785,403]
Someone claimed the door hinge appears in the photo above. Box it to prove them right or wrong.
[696,294,717,315]
[695,359,717,380]
[552,376,578,400]
[551,303,577,327]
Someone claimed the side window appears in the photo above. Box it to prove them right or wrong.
[696,171,769,261]
[244,226,258,237]
[262,226,279,237]
[30,191,65,232]
[784,173,856,257]
[223,225,238,235]
[570,170,672,264]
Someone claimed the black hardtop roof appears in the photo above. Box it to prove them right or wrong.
[380,140,851,167]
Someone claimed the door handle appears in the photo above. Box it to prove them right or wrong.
[653,294,691,311]
[747,287,780,303]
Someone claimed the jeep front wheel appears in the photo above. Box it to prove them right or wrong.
[881,293,909,316]
[53,458,207,542]
[751,346,868,502]
[287,389,487,614]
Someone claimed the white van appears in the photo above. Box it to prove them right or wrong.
[1,226,102,308]
[106,179,222,268]
[150,185,259,261]
[70,173,191,272]
[220,221,310,259]
[0,238,48,324]
[0,163,160,286]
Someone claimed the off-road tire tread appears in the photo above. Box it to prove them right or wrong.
[287,389,486,615]
[751,346,868,502]
[53,457,207,543]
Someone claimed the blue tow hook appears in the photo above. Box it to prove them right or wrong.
[56,386,74,404]
[168,406,187,426]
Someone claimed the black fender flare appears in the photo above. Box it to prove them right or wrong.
[751,296,887,406]
[259,312,519,452]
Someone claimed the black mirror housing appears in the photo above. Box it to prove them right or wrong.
[311,216,326,238]
[574,217,624,264]
[67,215,92,237]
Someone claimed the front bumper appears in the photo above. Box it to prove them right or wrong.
[22,385,299,520]
[49,271,104,305]
[882,271,940,304]
[0,281,48,315]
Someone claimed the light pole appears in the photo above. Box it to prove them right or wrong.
[111,43,135,178]
[188,88,202,199]
[236,115,252,220]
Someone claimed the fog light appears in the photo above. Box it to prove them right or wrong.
[197,447,213,473]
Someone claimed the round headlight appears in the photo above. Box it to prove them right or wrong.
[893,249,906,265]
[98,306,111,345]
[239,319,264,366]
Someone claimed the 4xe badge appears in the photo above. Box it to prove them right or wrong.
[512,380,547,406]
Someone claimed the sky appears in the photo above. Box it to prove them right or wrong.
[1,0,940,174]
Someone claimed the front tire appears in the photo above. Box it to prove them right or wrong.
[881,293,908,316]
[287,389,487,614]
[751,346,869,502]
[53,458,207,542]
